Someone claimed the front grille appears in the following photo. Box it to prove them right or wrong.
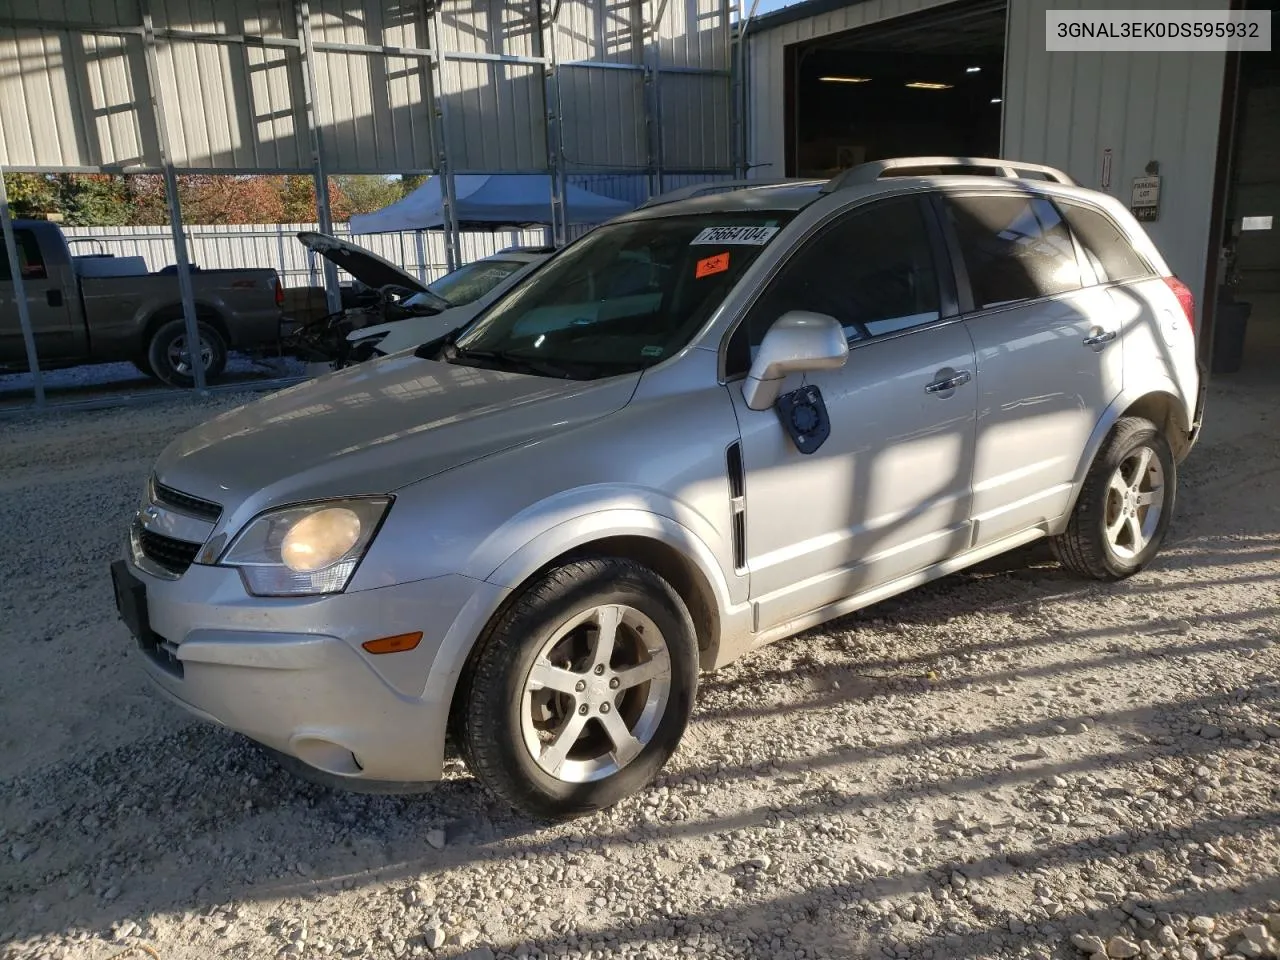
[152,479,222,522]
[138,526,202,577]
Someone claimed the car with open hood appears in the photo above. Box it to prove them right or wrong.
[289,232,550,368]
[112,157,1204,820]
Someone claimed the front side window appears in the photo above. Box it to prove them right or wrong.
[1058,202,1153,283]
[727,196,941,376]
[415,258,528,307]
[443,212,794,379]
[944,194,1083,309]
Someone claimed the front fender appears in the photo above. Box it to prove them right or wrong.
[484,505,738,612]
[417,505,745,755]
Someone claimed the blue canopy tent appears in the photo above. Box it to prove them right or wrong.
[347,174,634,234]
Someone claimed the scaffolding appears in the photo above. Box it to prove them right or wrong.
[0,0,735,408]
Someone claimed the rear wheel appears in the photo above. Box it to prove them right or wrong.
[457,558,698,820]
[1050,416,1175,580]
[147,317,228,388]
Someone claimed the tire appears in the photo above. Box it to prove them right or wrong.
[146,317,228,388]
[456,558,698,821]
[1050,416,1176,581]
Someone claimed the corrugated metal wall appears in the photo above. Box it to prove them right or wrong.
[743,0,955,178]
[1003,0,1229,307]
[0,0,734,177]
[61,221,549,286]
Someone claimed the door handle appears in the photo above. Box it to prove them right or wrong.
[1083,329,1117,347]
[46,289,64,307]
[925,370,972,394]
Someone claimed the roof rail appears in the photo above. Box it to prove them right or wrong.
[821,156,1077,193]
[638,178,826,209]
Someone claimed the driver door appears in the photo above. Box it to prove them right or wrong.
[726,196,979,631]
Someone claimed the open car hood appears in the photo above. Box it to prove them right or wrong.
[296,232,449,310]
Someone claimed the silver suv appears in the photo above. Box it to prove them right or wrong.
[112,157,1204,820]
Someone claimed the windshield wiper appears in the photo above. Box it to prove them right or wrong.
[449,347,579,379]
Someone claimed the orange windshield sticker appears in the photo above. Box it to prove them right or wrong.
[695,252,730,278]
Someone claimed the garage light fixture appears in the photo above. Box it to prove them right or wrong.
[966,66,982,73]
[819,75,870,83]
[905,81,953,90]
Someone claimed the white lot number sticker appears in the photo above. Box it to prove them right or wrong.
[690,225,779,246]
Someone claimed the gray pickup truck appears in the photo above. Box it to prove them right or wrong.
[1,219,284,387]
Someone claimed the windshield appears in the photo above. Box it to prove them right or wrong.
[407,258,528,309]
[442,213,794,379]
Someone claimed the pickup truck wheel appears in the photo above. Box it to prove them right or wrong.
[148,318,228,388]
[1050,417,1176,581]
[456,558,698,821]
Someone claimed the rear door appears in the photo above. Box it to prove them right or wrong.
[1,227,78,363]
[940,191,1124,546]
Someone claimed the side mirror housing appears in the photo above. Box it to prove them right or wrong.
[742,311,848,411]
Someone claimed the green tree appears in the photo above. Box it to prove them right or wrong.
[3,173,60,219]
[57,175,132,226]
[333,175,403,216]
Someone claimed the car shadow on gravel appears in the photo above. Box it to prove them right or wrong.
[2,662,1275,950]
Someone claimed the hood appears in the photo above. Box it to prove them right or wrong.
[347,304,475,351]
[296,232,449,310]
[154,355,640,529]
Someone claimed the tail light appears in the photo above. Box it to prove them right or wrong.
[1163,276,1195,334]
[274,277,285,308]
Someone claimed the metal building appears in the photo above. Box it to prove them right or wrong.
[0,0,735,405]
[741,0,1276,375]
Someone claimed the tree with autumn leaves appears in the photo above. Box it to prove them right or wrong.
[4,172,411,226]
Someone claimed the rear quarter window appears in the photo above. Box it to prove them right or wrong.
[1058,202,1154,283]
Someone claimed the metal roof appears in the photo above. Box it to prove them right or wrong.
[0,0,735,176]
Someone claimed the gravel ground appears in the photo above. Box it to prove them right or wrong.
[1,379,1277,960]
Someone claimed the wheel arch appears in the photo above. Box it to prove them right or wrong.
[141,303,231,352]
[1059,384,1190,532]
[483,513,734,672]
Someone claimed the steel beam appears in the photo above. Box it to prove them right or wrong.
[139,0,207,393]
[296,0,341,314]
[0,164,46,407]
[425,3,461,270]
[536,0,568,247]
[735,0,761,179]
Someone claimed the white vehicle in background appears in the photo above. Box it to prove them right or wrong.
[343,247,551,364]
[291,234,552,369]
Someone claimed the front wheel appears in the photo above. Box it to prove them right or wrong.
[1050,416,1176,580]
[457,558,698,820]
[147,318,228,388]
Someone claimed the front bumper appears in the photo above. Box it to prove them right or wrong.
[112,556,508,784]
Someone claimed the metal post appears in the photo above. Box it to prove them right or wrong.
[538,1,568,247]
[0,165,45,406]
[140,1,207,392]
[296,0,341,313]
[644,0,670,198]
[735,0,760,180]
[424,9,461,271]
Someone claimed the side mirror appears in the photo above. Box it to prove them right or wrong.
[742,311,848,411]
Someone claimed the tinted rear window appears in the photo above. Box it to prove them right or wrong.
[1059,202,1153,283]
[944,195,1084,310]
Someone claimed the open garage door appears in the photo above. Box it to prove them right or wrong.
[784,0,1007,178]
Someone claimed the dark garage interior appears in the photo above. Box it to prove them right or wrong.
[784,0,1007,178]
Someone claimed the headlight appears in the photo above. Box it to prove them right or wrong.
[219,497,391,596]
